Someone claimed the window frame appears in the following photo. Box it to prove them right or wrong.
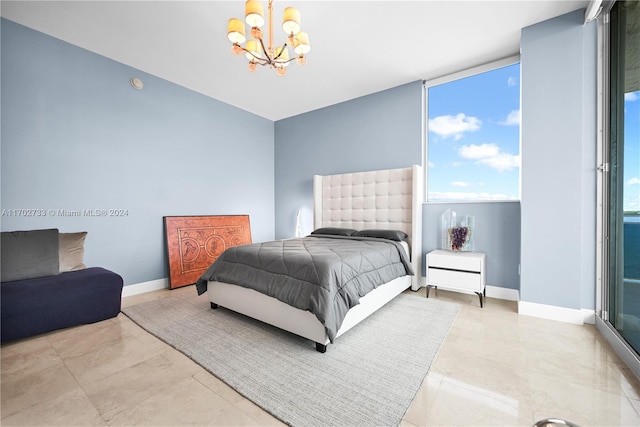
[423,55,522,203]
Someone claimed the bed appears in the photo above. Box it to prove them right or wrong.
[196,165,423,352]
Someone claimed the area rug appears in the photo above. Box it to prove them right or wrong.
[122,292,459,427]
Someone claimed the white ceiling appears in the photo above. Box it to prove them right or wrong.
[1,0,590,121]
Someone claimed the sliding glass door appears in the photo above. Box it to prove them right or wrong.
[606,0,640,356]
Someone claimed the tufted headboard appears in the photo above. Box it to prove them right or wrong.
[312,165,423,290]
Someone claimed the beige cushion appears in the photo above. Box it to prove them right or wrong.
[59,232,87,272]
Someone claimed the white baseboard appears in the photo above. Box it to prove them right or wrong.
[121,278,168,298]
[518,300,595,325]
[582,309,596,324]
[486,285,519,301]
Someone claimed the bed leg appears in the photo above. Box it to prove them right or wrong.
[315,343,327,353]
[210,302,218,309]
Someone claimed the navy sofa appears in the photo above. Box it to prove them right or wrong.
[1,267,123,343]
[1,229,123,343]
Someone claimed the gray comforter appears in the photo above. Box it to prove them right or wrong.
[196,235,414,342]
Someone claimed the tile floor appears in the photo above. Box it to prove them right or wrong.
[2,285,640,426]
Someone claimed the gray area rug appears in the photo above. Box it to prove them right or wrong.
[122,292,459,427]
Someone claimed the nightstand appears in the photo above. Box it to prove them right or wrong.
[426,249,486,307]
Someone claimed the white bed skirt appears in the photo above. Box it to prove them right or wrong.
[207,274,411,347]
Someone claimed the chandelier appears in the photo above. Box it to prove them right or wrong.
[227,0,311,76]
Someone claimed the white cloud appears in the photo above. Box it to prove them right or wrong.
[458,143,500,159]
[499,109,520,126]
[428,113,481,140]
[625,92,639,102]
[627,177,640,186]
[481,153,521,171]
[507,76,518,87]
[451,181,484,188]
[458,143,520,172]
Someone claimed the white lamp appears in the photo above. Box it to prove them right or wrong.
[295,209,302,238]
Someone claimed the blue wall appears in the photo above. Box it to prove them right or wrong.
[520,10,597,309]
[423,202,521,290]
[1,19,275,286]
[274,81,424,239]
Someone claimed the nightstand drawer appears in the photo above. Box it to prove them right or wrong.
[426,250,483,272]
[427,267,483,292]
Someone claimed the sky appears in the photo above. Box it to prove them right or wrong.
[427,63,640,214]
[427,63,521,202]
[624,90,640,214]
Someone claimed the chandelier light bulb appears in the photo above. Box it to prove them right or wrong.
[282,7,301,35]
[294,32,310,55]
[245,0,265,27]
[275,46,290,65]
[227,18,246,44]
[245,40,261,60]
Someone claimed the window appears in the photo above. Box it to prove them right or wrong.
[604,0,640,360]
[425,59,521,202]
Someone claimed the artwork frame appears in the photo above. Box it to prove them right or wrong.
[163,215,251,289]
